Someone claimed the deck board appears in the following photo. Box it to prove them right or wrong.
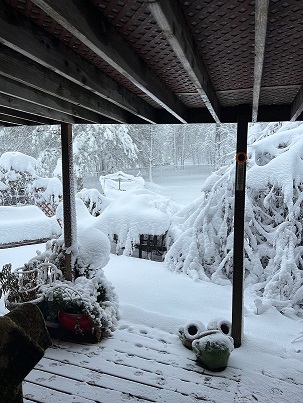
[23,321,303,403]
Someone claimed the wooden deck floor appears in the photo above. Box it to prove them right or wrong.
[23,321,303,403]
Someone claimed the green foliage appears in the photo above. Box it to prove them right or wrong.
[0,264,19,301]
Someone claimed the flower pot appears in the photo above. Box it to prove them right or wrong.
[178,320,205,349]
[5,296,47,318]
[192,330,234,372]
[58,310,93,334]
[206,318,232,336]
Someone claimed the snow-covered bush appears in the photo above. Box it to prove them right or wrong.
[0,151,62,215]
[0,152,37,206]
[76,188,112,216]
[166,122,303,317]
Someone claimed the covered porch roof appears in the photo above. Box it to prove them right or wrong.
[0,0,302,126]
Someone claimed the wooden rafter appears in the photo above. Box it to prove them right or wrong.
[0,106,54,126]
[252,0,269,123]
[30,0,188,123]
[0,92,81,124]
[0,45,132,124]
[0,0,157,124]
[146,0,221,124]
[0,74,109,124]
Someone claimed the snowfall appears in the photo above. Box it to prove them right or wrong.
[1,140,303,401]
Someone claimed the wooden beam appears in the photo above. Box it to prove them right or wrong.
[0,92,77,124]
[252,0,269,123]
[0,74,109,124]
[290,85,303,121]
[0,45,132,124]
[0,113,28,126]
[0,0,157,124]
[30,0,187,123]
[60,123,76,281]
[231,106,250,348]
[146,0,221,124]
[0,106,55,125]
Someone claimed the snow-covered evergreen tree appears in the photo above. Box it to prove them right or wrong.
[165,122,303,317]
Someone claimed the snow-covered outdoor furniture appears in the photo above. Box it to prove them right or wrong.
[138,232,167,260]
[0,205,60,246]
[100,171,145,198]
[94,188,179,257]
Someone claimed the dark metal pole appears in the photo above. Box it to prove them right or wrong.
[60,123,76,281]
[231,106,250,348]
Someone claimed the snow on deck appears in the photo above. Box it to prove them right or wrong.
[23,321,303,403]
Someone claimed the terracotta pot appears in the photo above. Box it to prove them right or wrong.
[58,310,93,333]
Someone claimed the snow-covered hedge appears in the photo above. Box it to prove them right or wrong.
[165,122,303,317]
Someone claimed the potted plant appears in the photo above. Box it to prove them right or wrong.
[0,227,119,342]
[44,270,119,340]
[0,261,60,315]
[192,330,234,371]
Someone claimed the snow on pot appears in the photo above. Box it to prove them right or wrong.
[178,320,205,349]
[206,318,232,336]
[192,330,234,372]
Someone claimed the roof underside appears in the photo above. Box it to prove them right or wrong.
[0,0,302,126]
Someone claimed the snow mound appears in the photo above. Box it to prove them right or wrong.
[94,188,179,255]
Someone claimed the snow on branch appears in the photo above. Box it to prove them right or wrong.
[165,122,303,317]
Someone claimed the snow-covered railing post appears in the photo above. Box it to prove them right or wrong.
[231,106,250,348]
[60,123,77,281]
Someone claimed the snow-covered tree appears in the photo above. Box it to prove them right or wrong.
[32,126,61,178]
[165,122,303,317]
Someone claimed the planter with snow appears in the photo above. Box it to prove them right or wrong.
[178,320,205,349]
[192,330,234,371]
[206,318,232,336]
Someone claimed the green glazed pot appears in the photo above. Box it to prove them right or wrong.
[192,330,234,371]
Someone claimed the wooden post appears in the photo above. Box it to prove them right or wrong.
[60,123,77,281]
[231,106,250,348]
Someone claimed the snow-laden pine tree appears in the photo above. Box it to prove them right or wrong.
[165,122,303,317]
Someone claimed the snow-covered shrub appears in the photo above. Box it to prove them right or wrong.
[166,122,303,317]
[0,151,62,215]
[0,152,37,206]
[32,177,62,216]
[76,188,112,216]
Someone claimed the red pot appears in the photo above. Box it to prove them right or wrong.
[58,310,93,333]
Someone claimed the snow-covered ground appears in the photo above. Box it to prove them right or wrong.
[0,173,303,401]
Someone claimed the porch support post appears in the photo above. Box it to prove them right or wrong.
[60,122,77,281]
[231,106,250,348]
